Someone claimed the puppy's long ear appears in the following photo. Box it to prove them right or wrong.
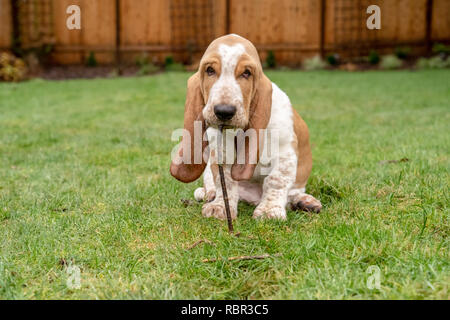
[231,73,272,181]
[170,72,208,183]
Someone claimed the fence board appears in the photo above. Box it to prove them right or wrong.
[380,0,427,42]
[82,0,116,63]
[3,0,450,65]
[324,0,436,57]
[0,0,12,50]
[230,0,322,63]
[432,0,450,41]
[52,0,83,64]
[120,0,171,63]
[212,0,227,38]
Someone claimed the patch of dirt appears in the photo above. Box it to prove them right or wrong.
[330,59,418,71]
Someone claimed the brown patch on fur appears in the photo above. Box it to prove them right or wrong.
[231,74,273,181]
[170,73,208,183]
[291,109,312,189]
[197,53,221,105]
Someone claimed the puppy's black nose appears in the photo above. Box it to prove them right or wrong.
[214,104,236,121]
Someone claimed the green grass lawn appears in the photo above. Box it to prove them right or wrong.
[0,70,448,299]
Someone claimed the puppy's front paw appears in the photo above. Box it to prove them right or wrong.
[202,201,236,220]
[253,204,286,220]
[194,187,205,201]
[291,194,322,213]
[194,188,216,202]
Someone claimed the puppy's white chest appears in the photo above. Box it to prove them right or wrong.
[250,83,297,181]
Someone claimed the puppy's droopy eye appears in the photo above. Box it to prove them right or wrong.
[242,69,252,79]
[206,66,215,76]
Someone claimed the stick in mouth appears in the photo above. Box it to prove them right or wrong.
[217,125,234,233]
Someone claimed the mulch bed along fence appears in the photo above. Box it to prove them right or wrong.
[28,58,434,81]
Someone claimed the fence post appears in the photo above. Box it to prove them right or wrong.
[116,0,121,73]
[425,0,433,55]
[320,0,326,58]
[10,0,21,55]
[225,0,231,34]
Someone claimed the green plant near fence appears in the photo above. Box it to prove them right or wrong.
[416,56,450,69]
[164,55,184,72]
[380,55,403,70]
[265,50,277,69]
[86,51,97,67]
[303,55,327,71]
[0,52,27,82]
[368,50,380,65]
[394,47,411,60]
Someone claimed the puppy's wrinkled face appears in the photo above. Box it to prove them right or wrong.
[201,44,257,129]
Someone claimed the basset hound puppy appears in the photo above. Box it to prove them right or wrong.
[170,34,322,220]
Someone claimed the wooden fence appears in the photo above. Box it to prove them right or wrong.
[1,0,449,65]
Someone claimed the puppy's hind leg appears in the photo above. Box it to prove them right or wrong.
[288,187,322,213]
[253,152,297,220]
